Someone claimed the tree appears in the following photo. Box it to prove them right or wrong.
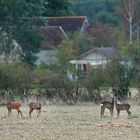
[118,0,140,44]
[72,0,118,26]
[86,22,117,47]
[96,11,118,26]
[84,68,106,103]
[68,32,93,55]
[0,0,73,65]
[105,58,134,99]
[0,62,38,99]
[52,33,94,59]
[57,39,76,70]
[121,43,140,94]
[44,0,73,16]
[56,34,95,102]
[0,0,49,65]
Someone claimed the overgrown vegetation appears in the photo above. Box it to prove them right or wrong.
[0,0,140,104]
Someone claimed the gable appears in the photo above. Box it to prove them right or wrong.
[47,16,88,33]
[78,47,118,60]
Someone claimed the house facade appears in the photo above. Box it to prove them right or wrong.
[36,16,89,65]
[70,47,118,71]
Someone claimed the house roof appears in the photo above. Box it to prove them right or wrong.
[32,16,88,49]
[47,16,88,33]
[39,26,68,49]
[78,47,120,59]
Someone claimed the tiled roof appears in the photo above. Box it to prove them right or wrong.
[78,47,121,59]
[39,26,68,49]
[47,16,87,33]
[32,16,88,49]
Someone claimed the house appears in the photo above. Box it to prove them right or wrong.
[36,50,58,65]
[33,16,88,49]
[38,16,88,49]
[36,16,89,65]
[70,47,120,71]
[0,16,89,64]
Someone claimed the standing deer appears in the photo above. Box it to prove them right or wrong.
[100,97,114,119]
[28,102,42,118]
[114,97,131,118]
[6,101,23,117]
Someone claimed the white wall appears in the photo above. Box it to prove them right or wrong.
[36,50,58,65]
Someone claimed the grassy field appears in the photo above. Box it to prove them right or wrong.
[0,104,140,140]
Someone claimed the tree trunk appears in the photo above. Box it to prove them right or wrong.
[129,19,133,44]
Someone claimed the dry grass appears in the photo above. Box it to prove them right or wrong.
[0,104,140,140]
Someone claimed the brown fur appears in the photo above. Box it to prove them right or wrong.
[115,98,131,118]
[100,98,114,119]
[28,102,42,118]
[6,101,23,117]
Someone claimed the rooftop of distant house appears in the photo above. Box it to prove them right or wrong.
[78,47,123,59]
[33,16,88,33]
[39,26,68,49]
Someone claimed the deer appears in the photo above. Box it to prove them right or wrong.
[28,102,42,118]
[114,97,131,118]
[6,101,23,118]
[100,97,114,119]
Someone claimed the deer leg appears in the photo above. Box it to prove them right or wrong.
[8,109,11,117]
[109,108,113,122]
[19,110,23,118]
[110,109,113,117]
[100,107,103,118]
[101,107,105,118]
[17,109,19,117]
[17,108,23,118]
[102,108,105,117]
[117,110,120,118]
[127,110,131,118]
[29,108,34,118]
[36,109,41,118]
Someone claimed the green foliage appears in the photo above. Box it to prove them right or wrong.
[15,28,43,66]
[56,33,94,86]
[72,33,93,55]
[105,59,134,99]
[54,34,96,102]
[0,62,38,97]
[56,33,93,73]
[72,0,118,26]
[66,33,93,55]
[96,11,118,26]
[84,68,106,102]
[43,0,73,16]
[126,43,140,59]
[0,0,73,65]
[57,39,76,66]
[0,67,9,91]
[44,71,76,103]
[121,43,140,91]
[0,0,48,65]
[46,39,75,75]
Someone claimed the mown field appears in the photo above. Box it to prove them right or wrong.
[0,104,140,140]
